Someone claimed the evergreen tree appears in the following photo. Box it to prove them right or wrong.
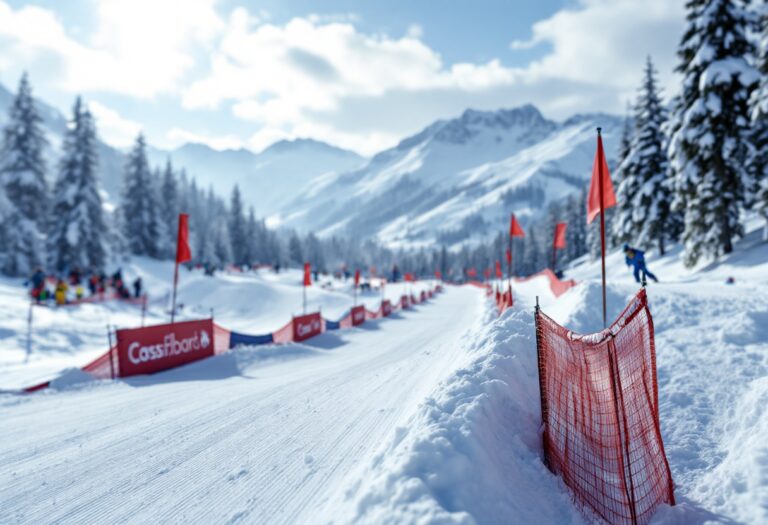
[614,57,680,255]
[245,206,258,265]
[288,232,303,265]
[48,98,107,272]
[305,232,325,272]
[120,134,161,258]
[160,159,179,258]
[749,6,768,240]
[229,185,248,266]
[668,0,759,266]
[0,73,48,276]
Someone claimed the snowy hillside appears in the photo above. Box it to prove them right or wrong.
[0,262,433,390]
[147,139,365,217]
[1,224,767,524]
[277,106,623,249]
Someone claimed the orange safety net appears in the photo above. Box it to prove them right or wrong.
[272,319,295,344]
[534,289,674,525]
[82,346,118,379]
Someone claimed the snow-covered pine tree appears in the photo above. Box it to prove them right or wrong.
[160,159,179,259]
[244,206,259,266]
[229,185,248,266]
[48,98,107,272]
[305,232,325,272]
[120,134,161,258]
[288,232,303,266]
[613,57,680,255]
[668,0,759,266]
[748,5,768,240]
[565,189,588,262]
[0,73,49,276]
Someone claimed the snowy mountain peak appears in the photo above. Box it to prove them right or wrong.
[262,137,362,159]
[278,105,623,248]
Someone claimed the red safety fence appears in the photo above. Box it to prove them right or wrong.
[115,319,219,377]
[401,295,410,309]
[23,287,440,392]
[535,289,674,525]
[516,268,577,298]
[341,305,366,328]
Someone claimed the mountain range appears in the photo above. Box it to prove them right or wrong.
[276,105,622,248]
[0,82,621,248]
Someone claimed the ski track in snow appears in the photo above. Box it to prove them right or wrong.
[2,236,768,524]
[1,287,491,524]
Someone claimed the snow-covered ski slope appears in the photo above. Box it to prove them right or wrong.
[2,226,768,524]
[0,262,434,390]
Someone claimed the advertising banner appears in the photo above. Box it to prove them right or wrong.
[351,305,366,326]
[116,319,215,377]
[293,312,323,342]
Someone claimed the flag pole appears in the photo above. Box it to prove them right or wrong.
[171,262,179,323]
[597,127,608,328]
[303,283,307,314]
[552,242,557,274]
[507,235,512,296]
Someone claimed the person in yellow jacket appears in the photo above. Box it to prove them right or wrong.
[55,279,68,306]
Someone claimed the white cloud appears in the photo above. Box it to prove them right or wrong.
[519,0,685,93]
[87,101,142,148]
[179,1,684,155]
[0,0,686,156]
[0,0,224,98]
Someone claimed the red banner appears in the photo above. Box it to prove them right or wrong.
[116,319,215,377]
[587,132,617,224]
[509,214,525,238]
[351,305,366,326]
[303,263,312,286]
[554,222,567,248]
[293,312,322,342]
[175,213,192,263]
[354,269,361,287]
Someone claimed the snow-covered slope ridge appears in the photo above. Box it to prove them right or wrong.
[279,106,622,249]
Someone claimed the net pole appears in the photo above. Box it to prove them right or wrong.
[107,325,115,380]
[171,262,179,324]
[533,296,549,466]
[597,127,608,328]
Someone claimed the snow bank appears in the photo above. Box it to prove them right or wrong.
[329,303,584,524]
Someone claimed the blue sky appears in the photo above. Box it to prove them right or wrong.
[0,0,685,155]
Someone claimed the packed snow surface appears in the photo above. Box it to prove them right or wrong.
[2,227,768,524]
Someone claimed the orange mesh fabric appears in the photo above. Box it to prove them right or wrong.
[535,289,674,525]
[82,346,118,379]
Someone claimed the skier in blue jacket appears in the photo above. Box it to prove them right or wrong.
[623,244,658,284]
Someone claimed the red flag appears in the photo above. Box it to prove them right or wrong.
[495,260,502,279]
[587,132,617,224]
[553,222,567,249]
[354,269,360,287]
[303,263,312,286]
[509,214,525,238]
[505,249,512,266]
[175,213,192,263]
[467,267,477,278]
[405,273,414,282]
[434,270,442,280]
